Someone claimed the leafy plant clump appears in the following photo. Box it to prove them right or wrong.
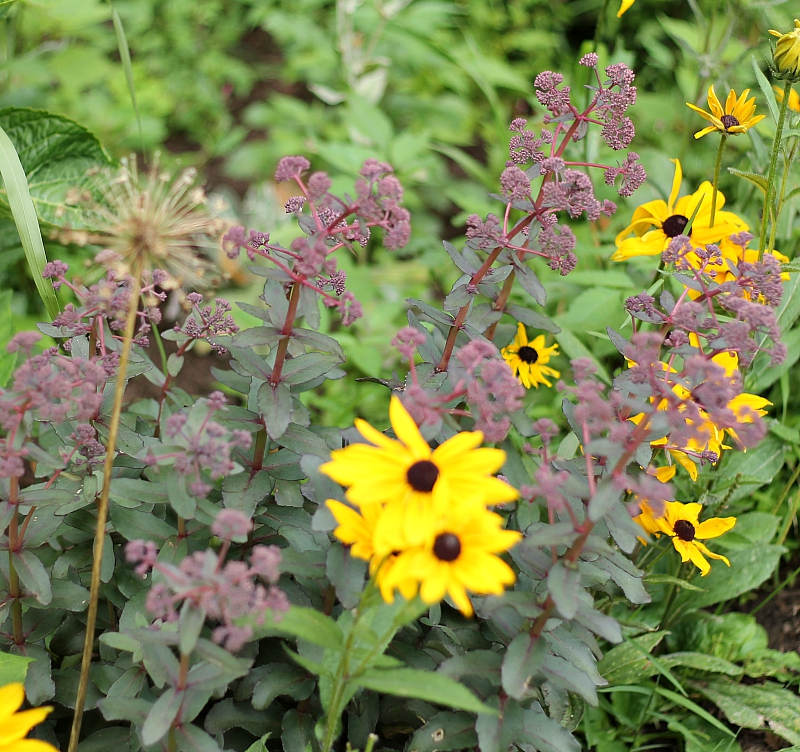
[1,3,800,752]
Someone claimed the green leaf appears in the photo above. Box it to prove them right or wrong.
[409,711,479,752]
[252,663,315,710]
[655,686,736,738]
[547,561,581,619]
[0,650,32,687]
[352,667,496,715]
[690,678,800,744]
[257,381,293,440]
[141,687,183,746]
[752,56,780,125]
[501,632,547,700]
[0,108,111,229]
[727,167,768,195]
[12,550,52,605]
[643,574,704,592]
[0,122,58,319]
[598,631,668,685]
[174,723,221,752]
[677,544,784,610]
[108,1,142,144]
[659,652,742,676]
[0,290,16,387]
[249,606,345,651]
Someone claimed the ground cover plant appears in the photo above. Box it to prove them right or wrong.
[1,1,800,751]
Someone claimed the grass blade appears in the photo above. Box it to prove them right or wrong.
[0,125,59,319]
[108,1,143,147]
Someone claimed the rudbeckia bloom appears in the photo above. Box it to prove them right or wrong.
[686,86,766,139]
[0,683,58,752]
[326,499,418,602]
[774,84,800,113]
[611,159,748,262]
[501,323,560,389]
[769,20,800,79]
[320,396,518,547]
[635,501,735,576]
[381,505,521,616]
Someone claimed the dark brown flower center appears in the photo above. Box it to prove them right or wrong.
[674,519,696,542]
[720,114,740,130]
[662,214,691,238]
[517,345,539,364]
[433,533,462,562]
[406,460,439,492]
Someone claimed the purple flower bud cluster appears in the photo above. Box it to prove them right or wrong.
[542,169,616,221]
[604,152,647,197]
[538,224,578,276]
[534,71,572,117]
[392,326,427,359]
[0,339,110,477]
[125,510,288,653]
[508,119,553,166]
[174,295,239,354]
[456,340,525,443]
[465,214,506,252]
[150,393,252,497]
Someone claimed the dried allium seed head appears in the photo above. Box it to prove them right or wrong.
[83,155,225,288]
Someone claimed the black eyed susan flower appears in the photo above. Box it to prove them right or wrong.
[501,322,560,389]
[769,19,800,79]
[380,505,521,616]
[0,683,58,752]
[634,501,735,576]
[320,396,518,549]
[686,86,766,139]
[611,159,748,261]
[774,84,800,113]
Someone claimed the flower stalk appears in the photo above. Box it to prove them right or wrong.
[759,79,793,258]
[710,133,727,227]
[68,257,144,752]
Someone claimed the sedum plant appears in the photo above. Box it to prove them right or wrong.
[0,48,796,752]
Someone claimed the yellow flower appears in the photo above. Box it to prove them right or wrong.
[320,396,518,548]
[637,501,735,576]
[682,236,789,300]
[326,499,417,603]
[0,683,58,752]
[501,323,560,389]
[686,86,766,139]
[774,84,800,113]
[380,505,521,616]
[612,159,748,262]
[769,19,800,79]
[628,352,769,480]
[617,0,635,17]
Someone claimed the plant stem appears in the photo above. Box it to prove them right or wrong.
[69,259,144,752]
[710,133,727,228]
[7,476,22,645]
[270,280,302,385]
[759,79,792,258]
[151,323,169,376]
[593,0,611,51]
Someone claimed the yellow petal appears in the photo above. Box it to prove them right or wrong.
[0,684,25,723]
[707,85,723,117]
[514,321,528,347]
[617,0,635,17]
[675,538,711,575]
[0,707,52,746]
[668,159,683,212]
[693,539,730,567]
[694,516,736,540]
[389,396,431,459]
[694,125,718,139]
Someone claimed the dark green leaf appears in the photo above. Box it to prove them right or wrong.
[353,668,496,714]
[257,381,293,440]
[501,632,547,699]
[548,561,581,619]
[598,631,668,685]
[141,688,183,746]
[409,711,479,752]
[12,550,52,605]
[252,663,315,710]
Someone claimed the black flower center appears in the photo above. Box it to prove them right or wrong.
[720,114,740,130]
[433,533,462,562]
[662,214,690,238]
[517,345,539,364]
[406,460,439,492]
[674,519,696,542]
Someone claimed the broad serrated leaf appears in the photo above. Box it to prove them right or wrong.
[598,631,668,685]
[728,167,768,195]
[252,663,316,710]
[12,549,52,605]
[547,561,581,619]
[501,633,547,700]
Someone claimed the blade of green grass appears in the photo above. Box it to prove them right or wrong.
[108,0,143,147]
[0,125,59,320]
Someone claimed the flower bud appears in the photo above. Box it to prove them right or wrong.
[769,19,800,80]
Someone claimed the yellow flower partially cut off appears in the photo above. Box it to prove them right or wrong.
[0,683,58,752]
